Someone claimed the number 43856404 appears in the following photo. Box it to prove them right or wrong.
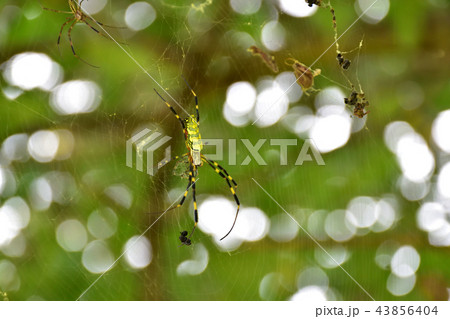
[376,306,438,316]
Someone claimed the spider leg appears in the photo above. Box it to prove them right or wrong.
[202,156,240,240]
[57,17,75,47]
[164,165,194,216]
[158,153,189,168]
[187,165,199,240]
[42,7,73,14]
[181,76,199,124]
[166,164,199,246]
[177,170,193,210]
[81,18,110,40]
[81,18,127,45]
[339,40,364,55]
[39,0,73,14]
[202,155,237,188]
[85,16,127,29]
[146,160,192,218]
[67,18,99,68]
[154,89,186,130]
[329,7,340,53]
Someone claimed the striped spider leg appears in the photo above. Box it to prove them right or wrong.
[41,0,123,67]
[154,80,240,245]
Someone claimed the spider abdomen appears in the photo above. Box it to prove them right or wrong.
[185,115,203,166]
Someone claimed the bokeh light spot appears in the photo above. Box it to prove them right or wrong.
[1,134,29,163]
[437,162,450,198]
[315,245,350,269]
[225,81,256,116]
[396,81,424,111]
[80,0,107,14]
[29,177,52,211]
[297,267,329,288]
[51,80,101,115]
[259,272,286,300]
[325,210,356,242]
[309,107,351,153]
[279,0,318,18]
[307,210,328,241]
[269,213,299,242]
[234,207,270,241]
[261,21,285,51]
[432,110,450,153]
[125,2,156,31]
[104,184,133,209]
[82,240,115,274]
[346,196,378,228]
[290,285,328,301]
[230,0,261,15]
[417,202,446,233]
[198,196,243,250]
[391,246,420,278]
[1,233,26,258]
[124,236,152,270]
[387,273,416,296]
[177,244,209,276]
[357,0,390,24]
[56,219,88,252]
[396,132,434,182]
[254,82,289,127]
[0,260,20,291]
[371,199,396,233]
[399,176,430,201]
[276,72,303,103]
[384,121,414,153]
[87,207,118,240]
[27,130,59,163]
[3,52,62,91]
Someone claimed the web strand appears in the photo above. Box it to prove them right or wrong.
[81,5,190,117]
[252,178,376,301]
[76,179,199,300]
[252,0,380,125]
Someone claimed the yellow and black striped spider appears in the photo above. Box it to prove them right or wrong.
[154,79,240,246]
[41,0,120,67]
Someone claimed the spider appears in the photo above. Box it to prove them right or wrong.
[179,231,191,246]
[41,0,120,67]
[154,79,240,246]
[344,88,370,118]
[305,0,371,115]
[285,58,321,95]
[247,45,279,73]
[305,1,354,71]
[337,53,351,70]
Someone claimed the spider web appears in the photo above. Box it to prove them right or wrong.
[1,0,448,302]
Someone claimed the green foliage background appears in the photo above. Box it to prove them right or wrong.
[0,0,449,301]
